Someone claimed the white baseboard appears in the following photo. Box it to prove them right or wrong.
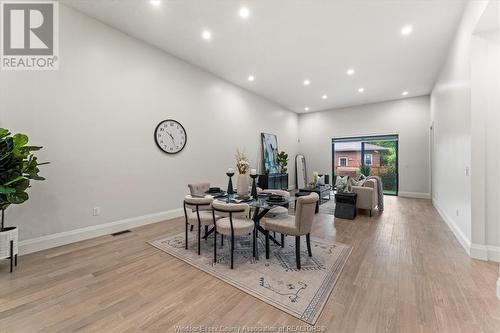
[18,208,183,255]
[432,199,471,256]
[483,245,500,262]
[433,200,500,263]
[470,243,489,261]
[497,278,500,300]
[398,191,431,199]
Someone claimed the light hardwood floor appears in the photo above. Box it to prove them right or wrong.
[0,196,499,332]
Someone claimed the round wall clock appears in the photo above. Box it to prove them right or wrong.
[154,119,187,154]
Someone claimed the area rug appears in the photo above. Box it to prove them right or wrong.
[149,231,351,325]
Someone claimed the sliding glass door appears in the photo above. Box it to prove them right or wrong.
[332,135,398,195]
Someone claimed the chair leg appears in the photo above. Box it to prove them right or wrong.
[306,233,312,257]
[198,223,201,255]
[185,222,188,249]
[265,230,270,259]
[190,224,194,232]
[204,225,209,239]
[14,254,17,266]
[10,240,13,273]
[281,234,285,248]
[214,230,217,263]
[230,234,234,269]
[295,236,301,269]
[252,229,256,258]
[221,234,224,246]
[369,209,372,217]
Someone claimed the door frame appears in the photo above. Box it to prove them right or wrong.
[332,134,399,196]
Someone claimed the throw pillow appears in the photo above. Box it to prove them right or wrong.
[317,175,325,186]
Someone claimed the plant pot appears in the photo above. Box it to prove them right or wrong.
[237,173,249,196]
[0,226,18,272]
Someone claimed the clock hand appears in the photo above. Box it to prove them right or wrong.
[166,131,175,144]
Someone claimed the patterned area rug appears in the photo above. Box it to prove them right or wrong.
[149,231,351,325]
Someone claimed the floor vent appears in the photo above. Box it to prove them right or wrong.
[111,230,131,236]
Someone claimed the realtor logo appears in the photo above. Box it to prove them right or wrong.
[1,1,58,70]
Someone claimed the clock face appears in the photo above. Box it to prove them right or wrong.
[154,119,187,154]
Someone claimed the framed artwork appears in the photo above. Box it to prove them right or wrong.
[261,133,279,173]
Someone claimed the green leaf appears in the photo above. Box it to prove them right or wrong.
[0,186,15,194]
[4,175,25,186]
[0,128,10,139]
[7,191,28,204]
[12,133,29,148]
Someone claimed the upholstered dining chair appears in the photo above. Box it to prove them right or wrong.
[211,201,255,269]
[183,196,220,255]
[261,192,319,269]
[187,182,211,231]
[258,189,290,217]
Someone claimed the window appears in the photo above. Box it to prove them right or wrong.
[364,153,373,166]
[339,157,348,167]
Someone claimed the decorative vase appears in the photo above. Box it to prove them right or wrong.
[237,173,249,196]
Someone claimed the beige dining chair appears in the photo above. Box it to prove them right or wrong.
[183,195,220,255]
[212,201,254,269]
[261,192,319,269]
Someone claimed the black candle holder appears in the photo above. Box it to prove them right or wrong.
[226,172,235,195]
[250,174,258,199]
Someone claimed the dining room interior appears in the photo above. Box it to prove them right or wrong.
[1,0,500,332]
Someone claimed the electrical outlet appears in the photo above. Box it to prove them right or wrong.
[92,207,100,216]
[456,209,459,217]
[465,166,470,176]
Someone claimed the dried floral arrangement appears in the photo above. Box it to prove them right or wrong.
[235,149,250,174]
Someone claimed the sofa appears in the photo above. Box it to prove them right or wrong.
[351,179,378,217]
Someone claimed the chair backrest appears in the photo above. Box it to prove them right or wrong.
[211,201,250,218]
[259,189,290,199]
[295,192,319,235]
[188,182,210,197]
[184,195,213,212]
[364,179,378,205]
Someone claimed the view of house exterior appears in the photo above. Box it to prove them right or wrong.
[334,142,389,178]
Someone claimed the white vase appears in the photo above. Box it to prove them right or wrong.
[237,173,249,196]
[0,227,18,260]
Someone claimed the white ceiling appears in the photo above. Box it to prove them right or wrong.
[63,0,467,113]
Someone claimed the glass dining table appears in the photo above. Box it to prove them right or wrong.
[213,193,290,260]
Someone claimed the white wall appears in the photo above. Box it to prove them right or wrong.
[0,5,298,253]
[471,31,499,254]
[431,0,500,261]
[298,96,431,198]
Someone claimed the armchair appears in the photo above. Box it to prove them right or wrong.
[351,179,378,217]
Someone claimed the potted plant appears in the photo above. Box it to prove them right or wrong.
[277,151,288,174]
[0,128,47,271]
[235,149,250,197]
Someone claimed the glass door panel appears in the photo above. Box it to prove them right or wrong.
[332,135,398,195]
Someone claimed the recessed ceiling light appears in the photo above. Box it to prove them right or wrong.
[303,79,310,86]
[239,7,250,19]
[346,68,355,76]
[304,107,310,111]
[401,25,413,36]
[202,30,212,40]
[401,91,409,96]
[150,0,161,7]
[358,88,365,93]
[247,75,255,82]
[322,95,328,100]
